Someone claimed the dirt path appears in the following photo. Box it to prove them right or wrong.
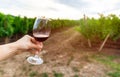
[0,27,119,77]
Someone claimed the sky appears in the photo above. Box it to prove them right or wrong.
[0,0,120,19]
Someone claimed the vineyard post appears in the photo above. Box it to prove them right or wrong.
[84,14,92,47]
[98,33,110,51]
[5,37,9,44]
[88,39,92,47]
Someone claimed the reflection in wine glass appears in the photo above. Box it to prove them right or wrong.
[27,17,51,65]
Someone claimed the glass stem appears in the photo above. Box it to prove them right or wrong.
[34,55,39,58]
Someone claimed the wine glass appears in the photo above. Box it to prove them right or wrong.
[27,17,51,65]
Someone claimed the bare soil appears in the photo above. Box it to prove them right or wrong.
[0,27,120,77]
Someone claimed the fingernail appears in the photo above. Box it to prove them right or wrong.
[35,51,39,54]
[39,45,43,48]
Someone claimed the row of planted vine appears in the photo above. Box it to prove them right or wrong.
[2,11,120,50]
[0,12,35,38]
[76,14,120,51]
[0,12,80,43]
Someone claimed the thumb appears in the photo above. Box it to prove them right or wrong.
[31,37,41,45]
[30,43,42,51]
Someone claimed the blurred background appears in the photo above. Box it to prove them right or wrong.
[0,0,120,77]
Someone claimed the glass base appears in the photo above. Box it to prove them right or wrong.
[27,55,43,65]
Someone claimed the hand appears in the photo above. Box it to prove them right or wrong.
[15,35,43,54]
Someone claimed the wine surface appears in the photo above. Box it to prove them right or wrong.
[33,33,49,42]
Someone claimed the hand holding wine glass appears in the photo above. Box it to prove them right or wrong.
[27,17,51,65]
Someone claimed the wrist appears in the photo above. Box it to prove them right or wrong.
[8,42,22,54]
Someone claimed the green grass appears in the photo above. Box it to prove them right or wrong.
[91,54,120,77]
[73,74,79,77]
[39,73,48,77]
[53,71,64,77]
[108,71,120,77]
[72,67,79,72]
[29,71,38,77]
[0,70,4,76]
[67,56,74,66]
[29,72,49,77]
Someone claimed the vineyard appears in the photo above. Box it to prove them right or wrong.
[1,12,120,46]
[0,12,120,77]
[0,12,80,43]
[76,14,120,51]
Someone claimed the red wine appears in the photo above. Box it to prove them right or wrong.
[33,34,49,42]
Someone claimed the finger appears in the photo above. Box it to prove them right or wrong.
[30,44,41,50]
[29,50,36,54]
[35,51,39,55]
[38,42,43,48]
[30,36,43,51]
[31,37,38,44]
[29,50,39,55]
[30,36,43,45]
[31,38,43,47]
